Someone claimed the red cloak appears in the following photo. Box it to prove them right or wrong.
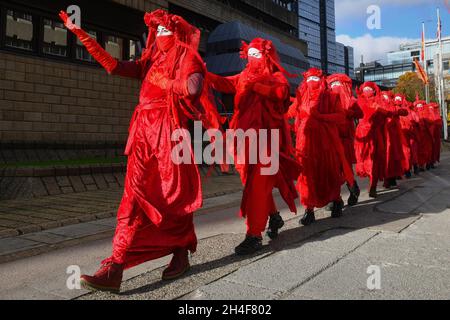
[383,93,410,178]
[292,68,348,209]
[355,82,392,188]
[207,38,301,237]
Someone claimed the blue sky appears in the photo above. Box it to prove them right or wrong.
[335,0,450,64]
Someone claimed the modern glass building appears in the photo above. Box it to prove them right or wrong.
[297,0,353,76]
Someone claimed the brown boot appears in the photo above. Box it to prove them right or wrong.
[80,262,123,294]
[162,248,190,281]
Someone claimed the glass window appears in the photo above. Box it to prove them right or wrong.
[5,9,34,51]
[105,35,123,59]
[42,18,68,57]
[129,39,141,60]
[76,30,97,62]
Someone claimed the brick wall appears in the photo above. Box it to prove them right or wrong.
[0,51,140,144]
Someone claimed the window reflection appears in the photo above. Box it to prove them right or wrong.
[105,35,123,59]
[5,9,34,51]
[42,18,67,57]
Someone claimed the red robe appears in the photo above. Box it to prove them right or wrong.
[383,100,410,178]
[102,50,210,270]
[415,104,434,167]
[429,104,442,163]
[400,104,420,167]
[208,70,300,237]
[291,80,347,209]
[355,95,392,187]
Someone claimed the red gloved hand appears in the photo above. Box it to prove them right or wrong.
[59,10,118,74]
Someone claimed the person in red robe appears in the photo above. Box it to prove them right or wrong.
[428,102,442,167]
[399,97,421,176]
[382,92,410,188]
[206,38,301,254]
[414,99,434,170]
[355,82,397,198]
[289,68,349,226]
[326,74,363,206]
[59,9,222,293]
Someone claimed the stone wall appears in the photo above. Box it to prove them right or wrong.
[0,51,140,144]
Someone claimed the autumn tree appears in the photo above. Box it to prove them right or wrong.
[393,72,437,102]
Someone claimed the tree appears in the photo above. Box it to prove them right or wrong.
[393,72,437,102]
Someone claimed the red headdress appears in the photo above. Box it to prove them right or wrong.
[327,73,352,95]
[140,10,201,77]
[240,38,297,78]
[357,82,380,97]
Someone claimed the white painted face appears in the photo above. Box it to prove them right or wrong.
[417,104,423,108]
[330,81,342,88]
[157,25,173,37]
[383,94,389,100]
[395,96,403,102]
[248,48,262,59]
[363,87,374,93]
[307,76,321,83]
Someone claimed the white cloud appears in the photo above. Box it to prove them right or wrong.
[336,33,419,65]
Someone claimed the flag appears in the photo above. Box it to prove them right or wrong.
[421,29,425,62]
[414,58,429,84]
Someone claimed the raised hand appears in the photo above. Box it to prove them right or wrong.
[59,10,79,31]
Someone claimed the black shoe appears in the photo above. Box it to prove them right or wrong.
[369,187,377,198]
[390,178,397,187]
[426,164,431,170]
[430,163,436,169]
[413,165,420,175]
[347,182,360,206]
[331,199,344,218]
[266,212,285,240]
[300,210,316,226]
[235,236,263,255]
[405,171,412,179]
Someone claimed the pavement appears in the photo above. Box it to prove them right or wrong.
[0,173,242,239]
[0,151,449,300]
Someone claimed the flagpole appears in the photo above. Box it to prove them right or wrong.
[437,7,448,140]
[422,22,430,103]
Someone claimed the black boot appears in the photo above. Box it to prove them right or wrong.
[430,163,436,169]
[426,163,431,170]
[390,178,397,187]
[369,187,377,198]
[405,171,412,179]
[347,182,360,206]
[413,165,420,175]
[331,199,344,218]
[300,209,316,226]
[266,212,285,240]
[235,236,263,255]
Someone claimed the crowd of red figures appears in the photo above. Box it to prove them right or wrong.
[57,9,444,293]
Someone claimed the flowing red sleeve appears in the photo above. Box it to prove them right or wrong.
[287,97,298,118]
[206,72,239,95]
[111,60,150,79]
[347,99,363,119]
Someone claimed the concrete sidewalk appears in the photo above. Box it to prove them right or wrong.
[0,174,243,263]
[0,173,242,239]
[78,152,450,300]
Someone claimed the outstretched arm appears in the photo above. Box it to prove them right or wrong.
[60,11,118,74]
[206,72,238,95]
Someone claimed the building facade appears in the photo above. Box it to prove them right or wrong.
[297,0,353,76]
[0,0,308,148]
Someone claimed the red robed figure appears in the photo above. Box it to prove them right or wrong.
[414,100,434,168]
[289,68,348,215]
[59,9,223,292]
[355,82,396,197]
[207,38,301,253]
